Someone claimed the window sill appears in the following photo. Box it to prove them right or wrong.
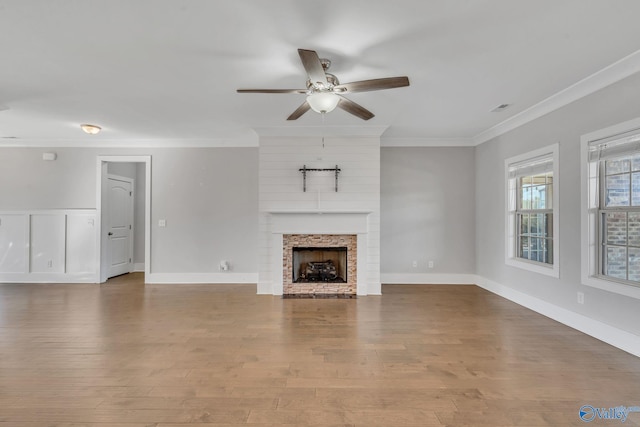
[505,257,559,278]
[582,275,640,300]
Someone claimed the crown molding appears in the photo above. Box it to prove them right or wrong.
[381,137,474,147]
[473,48,640,146]
[253,125,389,138]
[0,136,259,148]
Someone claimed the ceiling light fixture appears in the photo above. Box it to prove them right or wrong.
[80,124,101,135]
[307,92,340,114]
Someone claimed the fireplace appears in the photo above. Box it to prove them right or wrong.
[293,247,348,283]
[261,211,374,296]
[283,234,357,296]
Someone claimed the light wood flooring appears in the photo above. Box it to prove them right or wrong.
[1,273,639,426]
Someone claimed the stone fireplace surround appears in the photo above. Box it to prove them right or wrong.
[266,212,370,295]
[283,234,357,296]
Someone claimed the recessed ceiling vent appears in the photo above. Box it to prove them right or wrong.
[491,103,511,112]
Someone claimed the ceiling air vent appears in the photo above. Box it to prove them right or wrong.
[491,103,511,112]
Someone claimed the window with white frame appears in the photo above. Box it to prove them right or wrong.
[582,123,640,298]
[505,144,559,277]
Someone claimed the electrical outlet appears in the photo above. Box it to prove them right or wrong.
[158,219,166,227]
[577,292,585,304]
[412,260,418,268]
[428,260,434,269]
[47,260,53,268]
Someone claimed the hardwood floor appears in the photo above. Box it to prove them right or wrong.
[0,273,639,426]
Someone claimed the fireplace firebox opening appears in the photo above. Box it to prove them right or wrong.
[293,247,347,283]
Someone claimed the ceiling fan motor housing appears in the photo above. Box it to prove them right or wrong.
[307,73,339,92]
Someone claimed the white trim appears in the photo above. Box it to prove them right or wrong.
[581,275,640,300]
[367,282,382,295]
[474,48,640,145]
[381,273,477,284]
[581,118,640,300]
[475,275,640,358]
[0,210,98,283]
[0,136,258,148]
[504,258,558,277]
[0,273,97,283]
[254,125,388,138]
[0,209,96,215]
[257,281,273,295]
[146,272,258,284]
[504,143,560,278]
[380,137,475,147]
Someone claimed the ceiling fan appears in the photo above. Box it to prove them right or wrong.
[237,49,410,121]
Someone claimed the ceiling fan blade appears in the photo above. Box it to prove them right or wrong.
[237,88,307,94]
[337,96,375,121]
[287,101,311,120]
[334,76,410,93]
[298,49,328,88]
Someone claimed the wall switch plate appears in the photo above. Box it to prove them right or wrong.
[577,291,585,304]
[412,260,418,268]
[428,261,434,269]
[158,219,166,227]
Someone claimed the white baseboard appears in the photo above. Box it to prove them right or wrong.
[475,275,640,358]
[145,272,258,284]
[0,272,98,283]
[381,273,477,285]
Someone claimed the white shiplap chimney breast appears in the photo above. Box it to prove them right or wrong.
[257,134,381,295]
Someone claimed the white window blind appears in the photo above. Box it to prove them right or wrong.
[587,128,640,162]
[507,153,554,179]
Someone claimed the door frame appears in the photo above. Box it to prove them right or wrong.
[96,155,151,283]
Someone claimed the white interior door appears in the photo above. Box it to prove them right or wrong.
[107,176,133,278]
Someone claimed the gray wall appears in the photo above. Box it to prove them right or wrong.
[476,71,640,336]
[381,147,476,274]
[0,148,96,209]
[0,147,259,274]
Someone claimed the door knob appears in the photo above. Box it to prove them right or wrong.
[107,232,113,236]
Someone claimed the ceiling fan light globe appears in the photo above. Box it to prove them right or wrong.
[307,92,340,114]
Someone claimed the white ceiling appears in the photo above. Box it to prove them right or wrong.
[2,0,640,146]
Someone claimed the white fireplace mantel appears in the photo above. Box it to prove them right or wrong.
[267,211,371,235]
[263,211,371,295]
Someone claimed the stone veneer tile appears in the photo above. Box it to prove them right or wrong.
[283,234,357,295]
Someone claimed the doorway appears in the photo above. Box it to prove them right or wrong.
[96,156,151,283]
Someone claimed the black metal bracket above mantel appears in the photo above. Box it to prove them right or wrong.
[299,165,341,192]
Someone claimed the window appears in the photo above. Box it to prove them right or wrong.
[505,144,559,277]
[582,119,640,299]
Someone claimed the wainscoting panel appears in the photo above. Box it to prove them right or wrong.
[0,214,28,273]
[30,214,66,273]
[0,210,97,283]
